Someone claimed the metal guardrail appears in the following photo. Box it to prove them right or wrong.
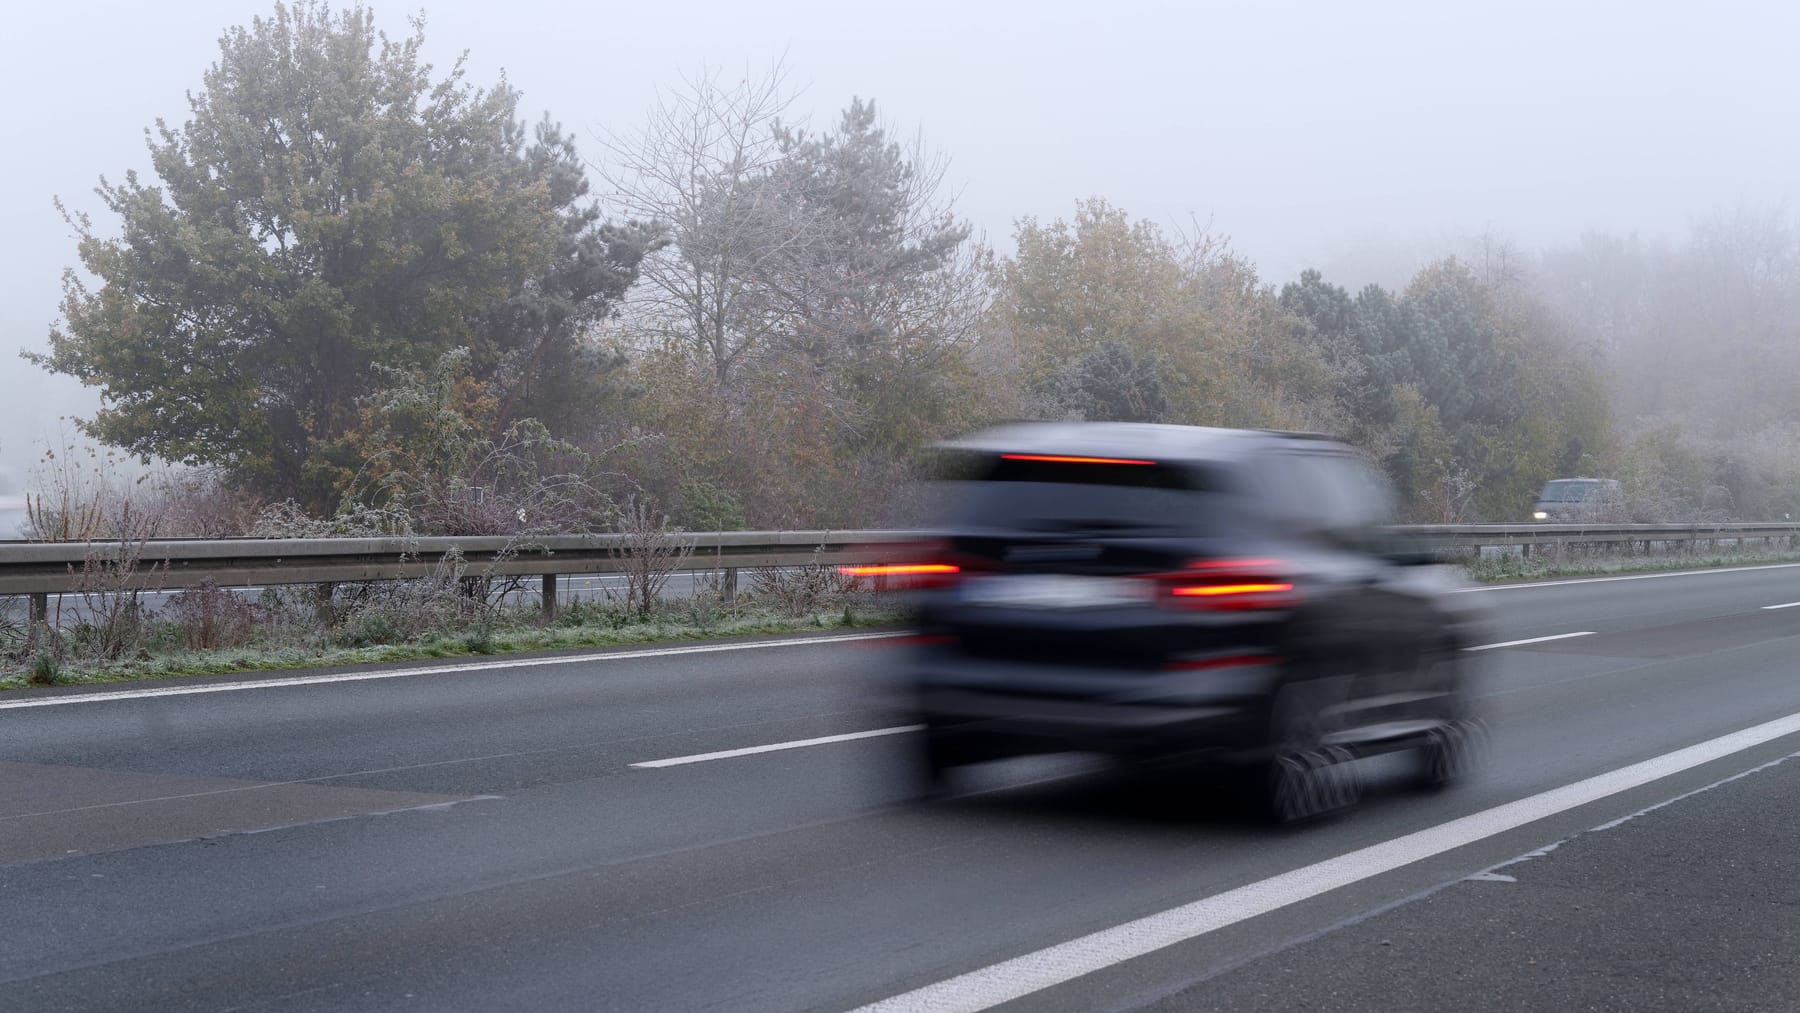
[0,530,927,625]
[5,523,1799,624]
[0,530,922,595]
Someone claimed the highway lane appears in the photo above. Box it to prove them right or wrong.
[4,563,1800,1010]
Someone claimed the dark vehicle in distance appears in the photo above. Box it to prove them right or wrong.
[1532,477,1625,522]
[849,423,1490,822]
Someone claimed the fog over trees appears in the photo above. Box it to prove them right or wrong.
[14,1,1800,534]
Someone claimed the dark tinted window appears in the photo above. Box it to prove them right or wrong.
[933,454,1226,534]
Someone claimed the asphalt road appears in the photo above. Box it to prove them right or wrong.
[5,562,1800,1011]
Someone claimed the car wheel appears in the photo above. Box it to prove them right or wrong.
[1415,718,1488,789]
[1267,745,1361,823]
[1260,678,1362,824]
[1411,653,1488,790]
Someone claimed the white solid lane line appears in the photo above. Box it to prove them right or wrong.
[1464,631,1596,651]
[851,708,1800,1013]
[1761,601,1800,610]
[630,725,925,768]
[0,632,909,710]
[0,626,1628,712]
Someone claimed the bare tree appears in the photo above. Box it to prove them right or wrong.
[596,62,821,387]
[1472,229,1529,291]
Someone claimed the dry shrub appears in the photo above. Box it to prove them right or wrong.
[609,498,693,619]
[25,430,117,541]
[72,503,167,661]
[251,500,417,539]
[167,580,260,650]
[149,470,265,538]
[332,548,483,647]
[749,551,861,617]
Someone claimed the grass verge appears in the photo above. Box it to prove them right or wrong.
[0,606,904,693]
[1464,550,1800,584]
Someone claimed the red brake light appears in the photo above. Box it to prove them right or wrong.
[1170,582,1294,598]
[999,453,1157,466]
[838,547,970,591]
[1154,559,1299,611]
[838,563,960,578]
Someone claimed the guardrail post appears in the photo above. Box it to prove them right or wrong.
[541,573,558,622]
[722,567,738,604]
[27,592,48,647]
[315,583,335,627]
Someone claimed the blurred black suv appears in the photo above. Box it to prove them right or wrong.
[850,423,1489,822]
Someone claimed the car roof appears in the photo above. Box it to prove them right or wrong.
[934,421,1343,464]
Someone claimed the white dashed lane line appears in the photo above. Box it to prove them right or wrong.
[629,726,925,769]
[1464,632,1596,651]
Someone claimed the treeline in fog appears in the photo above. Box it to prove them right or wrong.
[24,3,1800,536]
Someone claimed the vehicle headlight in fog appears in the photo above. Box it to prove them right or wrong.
[1532,511,1548,520]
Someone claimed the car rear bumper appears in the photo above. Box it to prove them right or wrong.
[907,652,1280,759]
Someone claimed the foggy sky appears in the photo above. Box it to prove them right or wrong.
[4,0,1796,476]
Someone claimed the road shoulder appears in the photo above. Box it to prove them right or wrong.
[1147,750,1800,1012]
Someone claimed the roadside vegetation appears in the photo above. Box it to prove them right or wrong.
[0,563,901,690]
[1463,546,1800,583]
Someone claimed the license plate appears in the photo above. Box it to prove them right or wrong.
[961,574,1148,609]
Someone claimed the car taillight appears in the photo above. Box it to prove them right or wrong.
[998,453,1157,466]
[838,543,980,591]
[1152,559,1299,611]
[837,561,963,591]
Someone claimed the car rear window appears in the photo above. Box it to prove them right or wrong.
[1540,480,1607,503]
[931,453,1226,534]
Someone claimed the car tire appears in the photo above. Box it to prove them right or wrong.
[1415,718,1487,790]
[1411,652,1487,790]
[1259,677,1362,824]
